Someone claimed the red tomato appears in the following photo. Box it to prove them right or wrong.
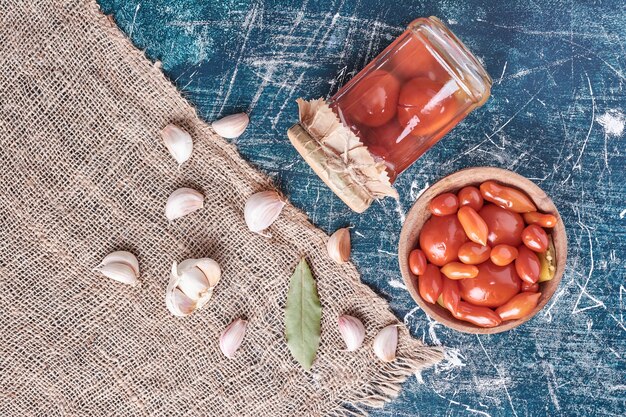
[479,204,525,247]
[429,193,459,216]
[457,186,484,211]
[496,292,542,321]
[457,242,491,265]
[369,119,409,148]
[418,264,443,304]
[490,244,519,266]
[389,36,447,81]
[457,206,489,246]
[458,261,522,307]
[441,276,460,313]
[409,249,427,275]
[343,70,400,127]
[397,77,459,137]
[441,262,479,280]
[479,181,537,213]
[521,224,549,252]
[523,212,557,228]
[521,281,539,293]
[419,214,468,266]
[515,246,541,284]
[452,301,502,328]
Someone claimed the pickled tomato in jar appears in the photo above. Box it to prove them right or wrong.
[289,17,491,213]
[330,17,491,179]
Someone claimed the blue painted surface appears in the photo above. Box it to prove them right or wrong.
[98,1,625,415]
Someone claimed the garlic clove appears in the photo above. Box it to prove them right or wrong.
[177,266,210,301]
[166,258,221,316]
[327,228,351,264]
[100,251,140,277]
[244,190,285,234]
[161,124,193,165]
[195,258,221,287]
[212,113,249,139]
[372,324,398,362]
[174,258,221,289]
[95,262,139,286]
[165,187,204,221]
[338,315,365,351]
[195,288,213,310]
[166,286,197,317]
[219,318,248,359]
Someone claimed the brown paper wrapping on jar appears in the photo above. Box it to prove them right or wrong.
[288,98,399,213]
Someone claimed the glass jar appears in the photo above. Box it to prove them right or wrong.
[289,17,492,212]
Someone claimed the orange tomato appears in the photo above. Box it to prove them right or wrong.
[495,292,542,321]
[418,264,443,304]
[458,261,521,307]
[419,214,468,266]
[397,77,459,137]
[479,204,525,246]
[457,186,484,211]
[521,224,549,252]
[408,249,427,275]
[521,281,539,293]
[429,193,459,216]
[441,262,479,280]
[343,70,400,127]
[490,244,519,266]
[523,212,557,228]
[457,206,488,246]
[452,301,502,328]
[515,246,540,284]
[441,276,460,313]
[458,242,491,265]
[479,181,537,213]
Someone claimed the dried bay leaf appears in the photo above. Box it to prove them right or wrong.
[285,258,322,370]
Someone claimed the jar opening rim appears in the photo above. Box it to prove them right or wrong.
[410,17,492,105]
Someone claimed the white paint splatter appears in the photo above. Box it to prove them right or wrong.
[619,208,626,219]
[388,279,407,290]
[435,347,467,373]
[410,180,429,201]
[596,109,625,137]
[394,198,406,224]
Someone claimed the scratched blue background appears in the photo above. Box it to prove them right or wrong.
[99,1,625,416]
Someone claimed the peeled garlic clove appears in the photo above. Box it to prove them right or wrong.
[338,315,365,351]
[195,258,221,287]
[327,228,351,264]
[161,124,193,165]
[95,262,138,286]
[100,251,140,277]
[212,113,249,139]
[244,190,285,234]
[166,286,197,317]
[165,187,204,221]
[372,325,398,362]
[219,318,248,359]
[177,266,210,301]
[174,258,221,291]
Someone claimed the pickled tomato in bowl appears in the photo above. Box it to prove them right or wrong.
[403,175,562,330]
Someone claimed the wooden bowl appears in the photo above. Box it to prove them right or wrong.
[398,167,567,334]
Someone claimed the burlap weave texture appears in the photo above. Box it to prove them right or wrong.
[0,1,442,415]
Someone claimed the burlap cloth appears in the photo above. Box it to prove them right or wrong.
[0,1,442,415]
